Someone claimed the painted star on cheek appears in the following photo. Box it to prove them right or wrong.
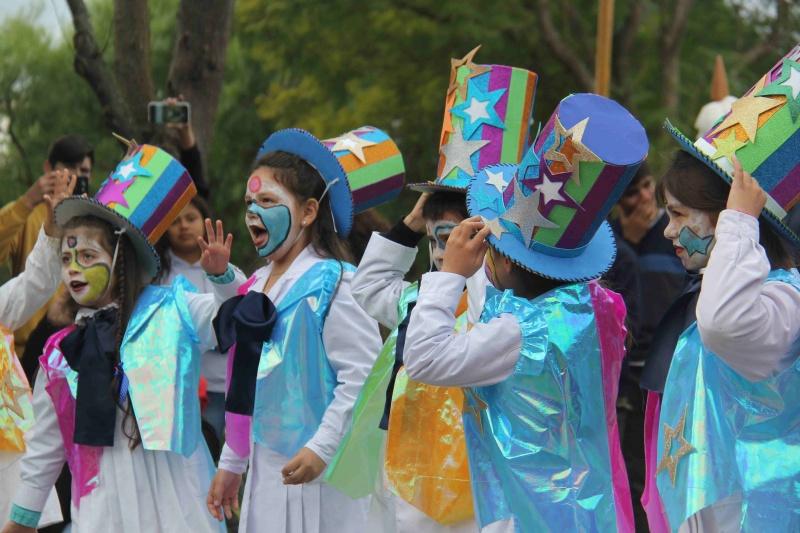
[678,226,714,256]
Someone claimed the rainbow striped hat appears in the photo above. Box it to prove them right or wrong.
[258,126,405,237]
[467,93,648,281]
[55,144,197,281]
[410,46,538,193]
[667,44,800,246]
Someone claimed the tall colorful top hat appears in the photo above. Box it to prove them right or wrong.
[666,44,800,247]
[258,126,405,237]
[467,93,648,281]
[55,143,197,282]
[409,46,538,193]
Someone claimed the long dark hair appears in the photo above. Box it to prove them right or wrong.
[253,151,354,263]
[63,215,147,448]
[658,150,794,269]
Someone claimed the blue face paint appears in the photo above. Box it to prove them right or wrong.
[248,203,291,257]
[678,226,714,256]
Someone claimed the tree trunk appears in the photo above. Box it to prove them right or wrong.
[113,0,154,138]
[659,0,694,116]
[166,0,235,161]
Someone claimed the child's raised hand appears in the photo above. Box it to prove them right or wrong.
[43,170,76,238]
[727,156,766,218]
[442,216,490,278]
[198,218,233,276]
[281,447,326,485]
[206,468,242,521]
[403,192,431,233]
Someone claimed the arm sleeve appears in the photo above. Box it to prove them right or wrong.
[404,271,520,387]
[13,371,67,513]
[218,442,249,475]
[304,272,383,465]
[696,209,800,380]
[0,229,61,330]
[351,232,417,329]
[179,145,208,199]
[0,198,29,264]
[185,283,235,353]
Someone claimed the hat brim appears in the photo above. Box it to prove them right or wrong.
[664,119,800,248]
[55,196,160,283]
[258,128,354,237]
[467,164,616,282]
[406,181,467,194]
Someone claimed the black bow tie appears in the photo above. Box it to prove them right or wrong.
[213,292,278,416]
[60,307,121,447]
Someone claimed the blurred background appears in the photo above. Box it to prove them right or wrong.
[0,0,797,276]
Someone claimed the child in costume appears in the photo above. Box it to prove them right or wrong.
[206,127,399,533]
[640,44,800,532]
[3,144,236,533]
[403,93,647,531]
[342,51,538,532]
[0,171,73,530]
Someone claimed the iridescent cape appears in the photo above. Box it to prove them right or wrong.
[0,325,33,452]
[465,281,633,532]
[657,269,800,531]
[39,276,202,505]
[224,260,350,460]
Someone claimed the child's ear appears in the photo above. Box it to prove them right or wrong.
[302,198,320,227]
[501,255,513,274]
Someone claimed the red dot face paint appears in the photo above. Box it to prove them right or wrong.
[248,175,261,193]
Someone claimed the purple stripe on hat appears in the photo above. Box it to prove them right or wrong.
[752,126,800,196]
[769,161,800,209]
[351,173,404,206]
[356,186,404,212]
[141,170,193,236]
[534,108,558,153]
[556,164,630,248]
[478,66,512,170]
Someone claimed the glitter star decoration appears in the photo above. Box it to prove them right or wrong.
[463,388,489,433]
[710,92,783,143]
[439,126,490,178]
[447,45,491,101]
[485,169,509,192]
[0,368,29,419]
[450,81,506,138]
[325,132,377,164]
[112,150,152,183]
[542,117,601,186]
[711,131,746,161]
[500,181,558,247]
[757,58,800,123]
[657,407,695,487]
[96,176,135,208]
[481,215,506,238]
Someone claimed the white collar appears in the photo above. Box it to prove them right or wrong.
[75,303,119,325]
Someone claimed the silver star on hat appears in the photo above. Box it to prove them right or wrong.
[439,126,490,178]
[501,181,557,247]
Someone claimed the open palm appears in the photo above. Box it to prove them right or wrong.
[198,218,233,276]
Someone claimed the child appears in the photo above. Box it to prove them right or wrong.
[341,53,538,533]
[0,171,73,530]
[207,127,400,532]
[156,195,247,445]
[403,93,647,531]
[641,44,800,532]
[3,144,236,533]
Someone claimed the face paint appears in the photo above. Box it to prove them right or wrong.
[425,220,458,271]
[61,231,113,306]
[663,190,716,272]
[247,203,291,257]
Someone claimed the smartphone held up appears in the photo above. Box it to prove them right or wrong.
[148,100,191,125]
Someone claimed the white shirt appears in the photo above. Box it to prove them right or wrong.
[162,250,247,392]
[352,231,489,329]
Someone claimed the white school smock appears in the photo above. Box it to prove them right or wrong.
[0,229,62,528]
[677,209,800,533]
[162,249,247,393]
[353,231,484,533]
[11,275,238,533]
[218,245,382,533]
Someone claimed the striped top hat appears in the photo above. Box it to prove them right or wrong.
[55,143,197,282]
[258,126,405,237]
[667,44,800,247]
[467,93,648,281]
[410,46,538,193]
